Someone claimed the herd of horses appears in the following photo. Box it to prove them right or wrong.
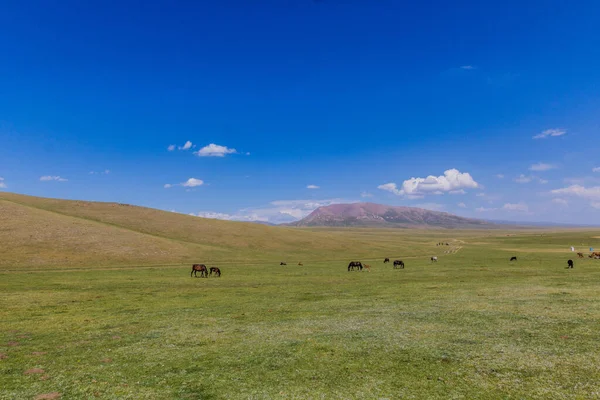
[190,250,600,278]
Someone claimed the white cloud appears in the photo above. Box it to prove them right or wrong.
[449,189,466,195]
[180,141,193,150]
[551,185,600,202]
[476,206,497,212]
[415,203,445,211]
[514,174,532,184]
[533,128,566,139]
[193,198,355,224]
[458,202,466,208]
[592,202,600,210]
[552,198,568,206]
[164,178,204,189]
[496,174,504,179]
[539,179,549,184]
[90,169,110,175]
[529,162,556,172]
[0,177,5,189]
[306,185,320,189]
[182,178,204,187]
[40,176,67,182]
[168,144,176,151]
[195,143,237,157]
[502,202,529,212]
[360,192,373,198]
[460,65,475,70]
[593,167,600,173]
[476,193,486,197]
[378,169,479,198]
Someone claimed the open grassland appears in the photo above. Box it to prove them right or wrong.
[2,224,600,399]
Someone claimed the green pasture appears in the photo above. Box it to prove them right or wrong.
[2,229,600,399]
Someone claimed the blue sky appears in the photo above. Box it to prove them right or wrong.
[1,0,599,224]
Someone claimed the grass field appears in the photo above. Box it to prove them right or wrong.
[2,193,600,398]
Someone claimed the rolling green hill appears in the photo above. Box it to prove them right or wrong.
[0,192,451,269]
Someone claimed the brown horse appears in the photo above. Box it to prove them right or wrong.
[577,252,584,258]
[298,262,303,266]
[209,267,221,277]
[191,264,208,278]
[363,264,371,272]
[384,258,390,263]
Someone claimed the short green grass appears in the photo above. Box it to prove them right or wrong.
[2,229,600,399]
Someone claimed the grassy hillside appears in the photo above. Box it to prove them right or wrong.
[1,192,467,270]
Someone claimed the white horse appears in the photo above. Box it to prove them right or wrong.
[431,256,438,263]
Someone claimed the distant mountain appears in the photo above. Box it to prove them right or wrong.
[285,202,495,229]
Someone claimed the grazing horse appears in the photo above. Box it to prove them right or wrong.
[577,252,584,258]
[431,256,438,263]
[298,262,303,266]
[384,258,390,263]
[393,260,405,269]
[510,256,517,262]
[209,267,221,277]
[191,264,208,278]
[280,262,287,266]
[363,264,371,272]
[348,261,363,271]
[567,259,574,269]
[589,252,600,258]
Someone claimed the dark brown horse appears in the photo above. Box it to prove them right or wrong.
[191,264,208,278]
[348,261,363,271]
[510,256,517,262]
[577,252,584,258]
[298,262,303,266]
[384,258,390,263]
[393,260,405,269]
[280,262,287,266]
[209,267,221,277]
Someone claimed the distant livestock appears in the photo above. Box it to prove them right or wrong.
[209,267,221,277]
[567,259,574,269]
[280,262,287,266]
[191,264,208,278]
[510,256,517,262]
[363,264,371,272]
[298,262,303,266]
[348,261,363,271]
[577,252,584,258]
[384,258,390,263]
[589,252,600,259]
[431,257,438,263]
[393,260,405,269]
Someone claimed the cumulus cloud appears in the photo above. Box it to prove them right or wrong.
[593,167,600,173]
[514,174,532,183]
[458,202,466,208]
[306,185,320,189]
[195,144,237,157]
[449,189,466,195]
[529,163,556,172]
[164,178,204,189]
[378,169,479,198]
[361,192,373,198]
[167,144,176,151]
[40,176,67,182]
[502,202,529,212]
[551,185,600,203]
[0,177,6,189]
[533,128,566,139]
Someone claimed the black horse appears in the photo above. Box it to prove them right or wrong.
[209,267,221,277]
[191,264,208,278]
[393,260,405,269]
[384,258,390,263]
[567,259,574,269]
[510,256,517,262]
[280,262,287,266]
[348,261,363,271]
